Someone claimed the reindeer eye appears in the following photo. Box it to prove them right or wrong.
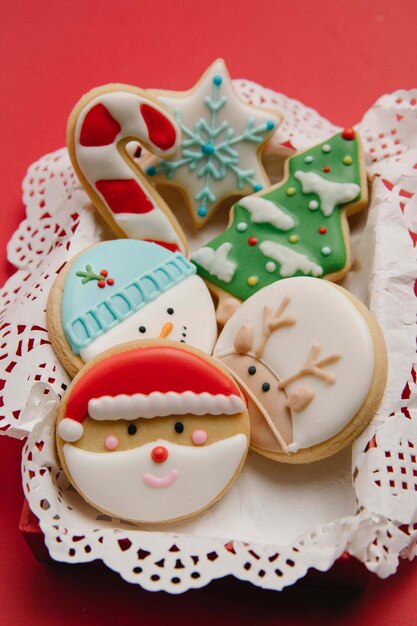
[248,366,256,375]
[262,382,270,392]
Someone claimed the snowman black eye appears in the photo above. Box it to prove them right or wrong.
[248,366,256,375]
[138,326,146,334]
[128,424,137,435]
[174,421,184,433]
[167,308,174,315]
[262,382,270,392]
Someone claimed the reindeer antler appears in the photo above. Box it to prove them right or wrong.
[254,296,297,359]
[278,343,341,389]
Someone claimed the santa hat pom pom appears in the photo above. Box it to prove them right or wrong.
[58,418,84,442]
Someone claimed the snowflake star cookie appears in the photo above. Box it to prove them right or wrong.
[214,277,387,463]
[192,129,368,322]
[47,239,217,377]
[67,84,187,254]
[56,341,249,524]
[145,59,282,227]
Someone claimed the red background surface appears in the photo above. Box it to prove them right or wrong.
[1,1,417,623]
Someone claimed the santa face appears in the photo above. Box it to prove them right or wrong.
[60,413,248,523]
[79,275,217,361]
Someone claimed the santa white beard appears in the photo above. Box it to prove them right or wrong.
[63,435,247,523]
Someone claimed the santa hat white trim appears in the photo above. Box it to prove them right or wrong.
[88,391,246,421]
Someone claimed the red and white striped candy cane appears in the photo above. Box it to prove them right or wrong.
[67,84,187,254]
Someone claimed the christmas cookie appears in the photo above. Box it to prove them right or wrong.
[67,84,187,254]
[214,277,387,463]
[56,341,249,524]
[144,59,282,227]
[192,129,368,323]
[47,239,217,377]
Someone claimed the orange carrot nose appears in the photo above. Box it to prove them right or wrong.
[158,322,173,338]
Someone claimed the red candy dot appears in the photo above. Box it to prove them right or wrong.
[323,166,330,173]
[97,280,106,288]
[151,446,168,463]
[100,269,108,277]
[318,227,327,234]
[248,236,258,246]
[342,127,355,140]
[106,278,115,286]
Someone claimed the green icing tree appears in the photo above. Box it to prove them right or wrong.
[192,129,367,302]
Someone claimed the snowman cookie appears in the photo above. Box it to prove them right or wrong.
[56,341,250,524]
[192,129,368,324]
[47,239,217,377]
[214,277,387,463]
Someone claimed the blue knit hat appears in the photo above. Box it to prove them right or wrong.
[61,240,196,354]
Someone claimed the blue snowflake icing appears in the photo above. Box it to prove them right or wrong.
[146,75,275,219]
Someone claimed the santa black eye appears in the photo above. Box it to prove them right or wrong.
[128,424,137,435]
[174,421,184,433]
[262,382,270,392]
[248,366,256,375]
[167,308,174,315]
[138,326,146,334]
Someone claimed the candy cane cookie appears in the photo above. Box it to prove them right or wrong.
[67,85,187,254]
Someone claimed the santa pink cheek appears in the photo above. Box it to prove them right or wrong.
[191,430,208,446]
[104,435,119,451]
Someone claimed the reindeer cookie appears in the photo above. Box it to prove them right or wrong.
[56,341,249,524]
[214,277,387,463]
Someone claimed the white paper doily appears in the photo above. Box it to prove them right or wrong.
[2,81,417,593]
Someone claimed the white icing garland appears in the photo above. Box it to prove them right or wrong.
[239,196,295,231]
[294,170,360,217]
[191,243,237,283]
[259,241,323,278]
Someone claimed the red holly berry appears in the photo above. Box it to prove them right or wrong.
[342,127,355,140]
[248,236,258,246]
[323,166,330,173]
[106,278,115,286]
[318,227,327,235]
[97,279,106,288]
[100,269,108,277]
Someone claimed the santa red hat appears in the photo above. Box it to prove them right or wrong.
[57,345,245,442]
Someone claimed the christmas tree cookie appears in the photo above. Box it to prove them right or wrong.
[145,59,282,227]
[192,129,368,321]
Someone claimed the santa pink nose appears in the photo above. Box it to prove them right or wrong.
[151,446,168,463]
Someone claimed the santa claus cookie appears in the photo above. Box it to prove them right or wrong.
[56,341,249,524]
[145,59,282,227]
[214,277,387,463]
[192,129,368,325]
[47,239,217,377]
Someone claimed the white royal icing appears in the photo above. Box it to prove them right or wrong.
[214,277,376,451]
[239,196,295,231]
[259,241,323,278]
[191,243,237,283]
[149,59,281,223]
[79,275,217,361]
[294,171,360,217]
[63,435,247,522]
[74,91,185,253]
[88,391,246,421]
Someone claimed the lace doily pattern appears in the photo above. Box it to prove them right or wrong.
[2,83,417,592]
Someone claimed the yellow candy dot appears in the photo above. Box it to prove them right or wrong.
[288,235,299,244]
[247,276,259,286]
[343,155,353,165]
[286,187,296,196]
